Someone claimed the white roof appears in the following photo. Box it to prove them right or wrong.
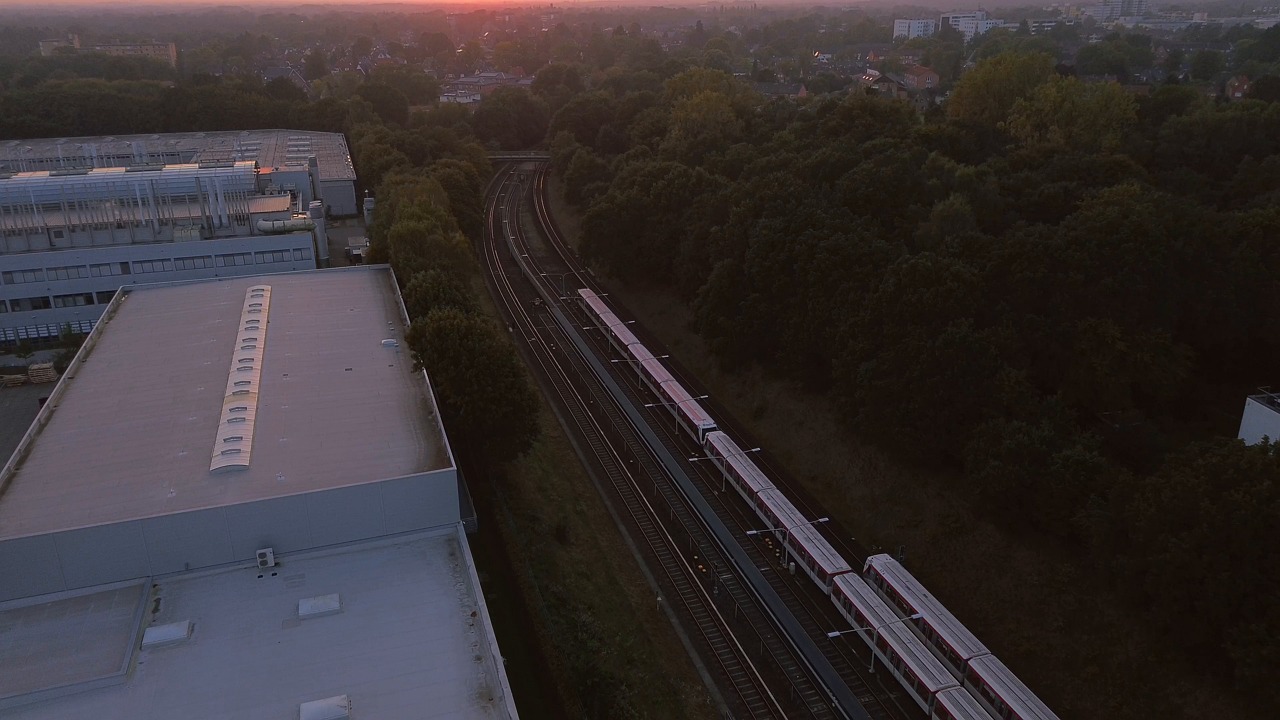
[832,575,956,693]
[1,130,356,182]
[0,268,451,541]
[1,531,514,719]
[864,554,990,661]
[967,654,1060,720]
[787,522,851,577]
[935,687,997,720]
[706,431,775,495]
[757,488,814,530]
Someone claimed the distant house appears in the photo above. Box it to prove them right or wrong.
[901,65,940,91]
[755,82,808,99]
[447,71,524,97]
[859,70,909,100]
[1226,75,1251,101]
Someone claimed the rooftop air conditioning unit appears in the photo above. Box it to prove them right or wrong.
[256,547,276,569]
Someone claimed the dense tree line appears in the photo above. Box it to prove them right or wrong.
[552,53,1280,711]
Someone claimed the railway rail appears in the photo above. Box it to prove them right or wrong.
[481,165,803,718]
[519,164,922,720]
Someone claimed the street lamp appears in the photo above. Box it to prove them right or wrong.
[643,395,708,408]
[688,444,760,492]
[826,612,924,673]
[745,517,829,570]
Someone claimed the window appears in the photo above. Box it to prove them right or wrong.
[2,269,45,284]
[255,249,291,264]
[52,293,94,308]
[89,262,130,277]
[133,259,173,274]
[10,296,52,311]
[46,265,89,281]
[174,256,214,271]
[215,253,253,267]
[95,291,116,304]
[0,300,7,313]
[293,247,313,261]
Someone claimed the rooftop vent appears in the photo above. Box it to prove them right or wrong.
[141,620,193,648]
[256,547,275,569]
[298,593,343,619]
[211,286,270,472]
[299,695,351,720]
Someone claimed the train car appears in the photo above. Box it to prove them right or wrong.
[964,655,1060,720]
[753,489,851,592]
[786,521,853,593]
[830,574,960,715]
[934,688,998,720]
[703,431,775,504]
[576,288,638,358]
[863,554,991,679]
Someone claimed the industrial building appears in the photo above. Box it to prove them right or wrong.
[0,267,517,719]
[0,135,355,345]
[0,130,358,217]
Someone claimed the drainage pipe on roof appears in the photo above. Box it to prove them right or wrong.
[256,217,315,234]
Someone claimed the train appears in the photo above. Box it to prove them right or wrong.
[573,288,1059,720]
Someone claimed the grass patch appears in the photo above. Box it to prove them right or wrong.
[474,266,715,720]
[545,176,1252,720]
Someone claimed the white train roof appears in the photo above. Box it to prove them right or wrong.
[966,655,1060,720]
[865,554,991,661]
[833,574,958,693]
[706,431,775,494]
[935,687,997,720]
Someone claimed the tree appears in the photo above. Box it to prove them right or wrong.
[369,65,440,105]
[351,35,374,61]
[947,52,1055,128]
[1190,49,1224,81]
[407,309,540,463]
[1007,75,1138,152]
[402,269,476,319]
[1162,47,1185,74]
[303,49,329,81]
[1246,75,1280,102]
[470,87,549,149]
[355,83,410,126]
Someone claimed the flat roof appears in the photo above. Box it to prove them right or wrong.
[0,267,451,541]
[0,130,356,182]
[3,532,513,719]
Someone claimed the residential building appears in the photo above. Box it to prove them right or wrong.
[893,18,938,39]
[262,66,311,95]
[1226,75,1252,100]
[755,82,808,99]
[901,65,942,91]
[1083,0,1149,23]
[0,267,517,719]
[36,35,179,68]
[940,11,1010,41]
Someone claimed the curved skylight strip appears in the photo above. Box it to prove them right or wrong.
[211,285,270,471]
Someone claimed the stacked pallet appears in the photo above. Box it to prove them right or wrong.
[27,362,58,384]
[1,374,25,387]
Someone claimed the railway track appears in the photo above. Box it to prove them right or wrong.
[479,165,797,719]
[521,164,918,720]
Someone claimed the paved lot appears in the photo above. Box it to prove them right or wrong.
[0,383,48,464]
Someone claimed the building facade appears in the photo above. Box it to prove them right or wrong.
[0,160,330,345]
[940,11,1010,40]
[893,19,939,39]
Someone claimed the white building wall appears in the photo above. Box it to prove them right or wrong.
[1238,396,1280,445]
[0,467,461,603]
[893,19,938,38]
[0,232,316,342]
